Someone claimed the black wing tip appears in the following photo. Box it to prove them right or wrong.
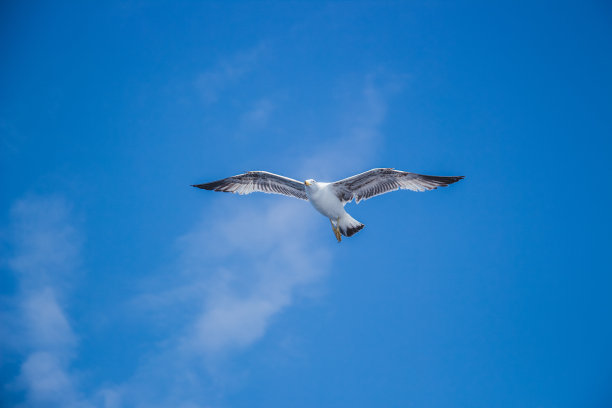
[422,175,465,187]
[192,180,225,190]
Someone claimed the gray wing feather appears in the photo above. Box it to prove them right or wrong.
[332,168,463,203]
[193,171,307,200]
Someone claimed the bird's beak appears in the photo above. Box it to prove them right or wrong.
[305,180,311,186]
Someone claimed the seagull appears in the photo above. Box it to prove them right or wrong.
[193,168,463,242]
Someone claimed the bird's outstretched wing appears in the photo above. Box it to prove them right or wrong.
[193,171,307,200]
[331,168,464,204]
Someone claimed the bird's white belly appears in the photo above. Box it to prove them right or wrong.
[307,186,345,219]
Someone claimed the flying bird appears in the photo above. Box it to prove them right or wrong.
[193,168,464,242]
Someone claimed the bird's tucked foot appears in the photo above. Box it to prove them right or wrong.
[330,218,342,243]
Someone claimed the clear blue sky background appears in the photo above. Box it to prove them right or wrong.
[1,1,612,407]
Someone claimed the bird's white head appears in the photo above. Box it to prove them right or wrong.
[304,179,316,187]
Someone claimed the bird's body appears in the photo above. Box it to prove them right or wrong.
[304,181,364,240]
[305,182,341,218]
[193,168,463,242]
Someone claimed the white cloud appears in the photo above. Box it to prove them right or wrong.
[21,287,77,353]
[2,196,87,408]
[178,200,329,355]
[8,196,81,289]
[17,352,91,408]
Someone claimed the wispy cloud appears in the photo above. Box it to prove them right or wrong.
[195,44,267,104]
[240,98,275,128]
[8,197,81,289]
[20,287,77,353]
[2,196,88,408]
[17,351,86,408]
[179,199,329,355]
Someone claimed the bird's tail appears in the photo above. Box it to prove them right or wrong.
[338,214,364,237]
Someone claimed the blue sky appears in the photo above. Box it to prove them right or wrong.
[1,1,612,407]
